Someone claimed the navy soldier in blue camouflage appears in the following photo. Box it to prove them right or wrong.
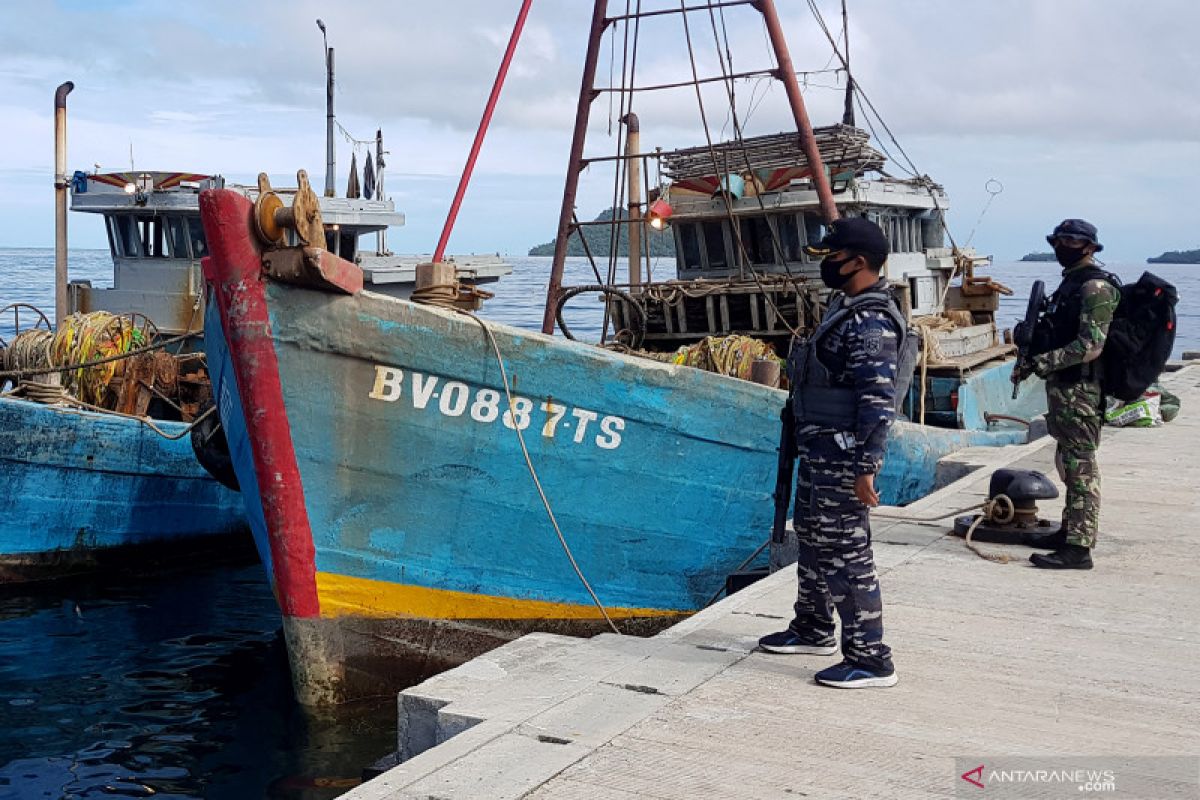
[759,217,907,689]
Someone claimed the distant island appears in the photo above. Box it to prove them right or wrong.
[1147,249,1200,264]
[1019,252,1056,262]
[529,207,676,258]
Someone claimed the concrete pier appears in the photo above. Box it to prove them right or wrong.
[347,367,1200,799]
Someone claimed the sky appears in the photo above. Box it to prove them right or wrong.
[0,0,1197,262]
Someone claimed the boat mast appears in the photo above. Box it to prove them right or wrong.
[54,81,74,325]
[375,128,390,256]
[541,0,839,335]
[541,0,609,335]
[757,0,839,224]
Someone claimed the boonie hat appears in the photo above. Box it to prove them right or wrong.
[1047,218,1103,252]
[804,216,889,257]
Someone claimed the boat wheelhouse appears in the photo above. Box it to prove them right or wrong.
[68,171,510,336]
[584,124,1021,430]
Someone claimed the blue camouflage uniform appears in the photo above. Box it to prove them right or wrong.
[789,277,898,672]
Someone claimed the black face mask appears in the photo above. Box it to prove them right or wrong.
[1053,244,1087,268]
[820,254,859,290]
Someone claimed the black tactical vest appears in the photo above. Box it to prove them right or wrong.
[788,289,918,430]
[1033,265,1117,382]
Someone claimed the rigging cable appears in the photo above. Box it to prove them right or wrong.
[677,0,803,337]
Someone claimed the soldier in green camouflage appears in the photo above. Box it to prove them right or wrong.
[1015,219,1120,569]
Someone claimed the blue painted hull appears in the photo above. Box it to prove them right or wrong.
[205,278,1041,701]
[0,395,248,583]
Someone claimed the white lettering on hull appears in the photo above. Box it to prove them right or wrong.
[367,365,624,449]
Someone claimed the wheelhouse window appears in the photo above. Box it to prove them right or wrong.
[777,214,803,262]
[701,220,729,270]
[802,214,825,262]
[186,218,208,259]
[139,218,167,258]
[738,216,776,265]
[677,223,703,271]
[108,215,141,258]
[166,216,189,259]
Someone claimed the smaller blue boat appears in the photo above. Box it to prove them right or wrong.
[0,394,246,583]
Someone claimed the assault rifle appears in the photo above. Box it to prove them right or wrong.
[772,399,797,545]
[1011,279,1046,399]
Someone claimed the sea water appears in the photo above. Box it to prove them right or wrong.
[0,248,1196,799]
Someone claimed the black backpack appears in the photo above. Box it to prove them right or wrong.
[1099,271,1178,402]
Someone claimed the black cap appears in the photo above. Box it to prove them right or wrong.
[804,216,889,257]
[1047,218,1103,252]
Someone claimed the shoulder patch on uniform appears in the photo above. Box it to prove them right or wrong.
[863,327,883,356]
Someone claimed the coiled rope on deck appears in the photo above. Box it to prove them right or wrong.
[49,312,149,405]
[2,329,54,376]
[0,327,195,383]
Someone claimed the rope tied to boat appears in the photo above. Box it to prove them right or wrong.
[873,498,1017,563]
[440,304,623,635]
[411,278,495,312]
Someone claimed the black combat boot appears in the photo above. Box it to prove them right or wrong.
[1023,526,1066,549]
[1030,544,1093,570]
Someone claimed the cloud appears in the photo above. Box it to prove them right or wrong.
[0,0,1197,256]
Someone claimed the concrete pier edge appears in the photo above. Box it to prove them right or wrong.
[346,364,1200,800]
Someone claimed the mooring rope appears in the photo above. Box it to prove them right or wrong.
[426,300,622,634]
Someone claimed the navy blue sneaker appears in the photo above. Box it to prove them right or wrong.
[814,660,898,688]
[757,629,838,655]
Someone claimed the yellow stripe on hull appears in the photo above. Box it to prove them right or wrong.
[315,572,687,621]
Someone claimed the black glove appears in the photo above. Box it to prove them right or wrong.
[1012,320,1031,348]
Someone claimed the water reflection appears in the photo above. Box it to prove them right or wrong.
[0,566,394,800]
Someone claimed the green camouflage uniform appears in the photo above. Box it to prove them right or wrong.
[1032,258,1120,548]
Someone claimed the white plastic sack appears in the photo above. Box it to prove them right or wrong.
[1105,392,1163,428]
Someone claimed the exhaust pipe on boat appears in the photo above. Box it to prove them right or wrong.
[621,112,642,287]
[54,81,75,327]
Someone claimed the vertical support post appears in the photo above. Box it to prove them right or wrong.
[623,113,642,287]
[375,129,389,255]
[325,47,336,198]
[755,0,839,224]
[54,81,75,325]
[541,0,611,334]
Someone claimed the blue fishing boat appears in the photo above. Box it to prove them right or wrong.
[200,185,1034,706]
[0,395,247,583]
[1,68,506,583]
[199,1,1046,705]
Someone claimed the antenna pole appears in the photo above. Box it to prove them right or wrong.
[840,0,854,126]
[756,0,839,223]
[542,0,610,334]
